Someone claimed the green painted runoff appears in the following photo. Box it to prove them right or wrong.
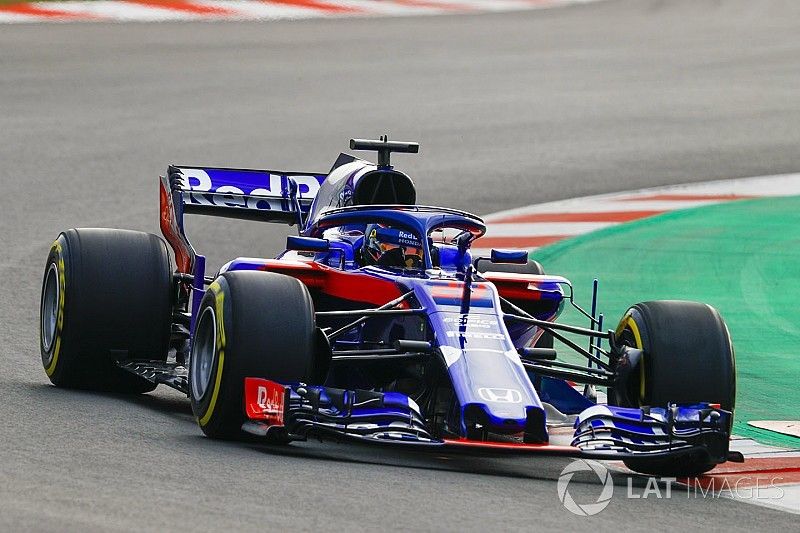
[532,196,800,449]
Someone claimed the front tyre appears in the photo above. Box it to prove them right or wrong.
[189,271,317,440]
[613,300,736,476]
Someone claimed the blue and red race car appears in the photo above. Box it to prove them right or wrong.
[39,137,739,476]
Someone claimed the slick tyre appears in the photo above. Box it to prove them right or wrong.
[475,258,545,276]
[613,300,736,476]
[189,271,317,440]
[40,228,172,393]
[476,259,552,348]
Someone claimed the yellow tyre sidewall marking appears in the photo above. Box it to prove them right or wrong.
[45,241,66,377]
[199,281,226,427]
[616,312,645,403]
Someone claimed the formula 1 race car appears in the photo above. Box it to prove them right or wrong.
[39,137,739,476]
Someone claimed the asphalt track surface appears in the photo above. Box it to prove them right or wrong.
[2,0,800,530]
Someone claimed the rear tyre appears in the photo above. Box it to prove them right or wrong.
[40,228,172,393]
[476,259,552,348]
[475,258,545,276]
[189,271,317,440]
[613,300,736,476]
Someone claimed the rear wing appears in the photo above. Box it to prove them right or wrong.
[160,164,327,273]
[167,165,326,223]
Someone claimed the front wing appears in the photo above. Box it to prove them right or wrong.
[242,378,741,465]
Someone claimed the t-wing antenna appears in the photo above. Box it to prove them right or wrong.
[350,136,420,170]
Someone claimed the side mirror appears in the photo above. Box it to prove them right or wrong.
[490,249,528,264]
[286,236,329,253]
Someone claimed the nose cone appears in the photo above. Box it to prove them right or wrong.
[413,279,546,441]
[441,345,546,438]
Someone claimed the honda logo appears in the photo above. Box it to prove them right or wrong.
[478,387,522,403]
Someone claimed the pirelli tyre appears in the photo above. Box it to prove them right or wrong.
[476,258,552,348]
[613,300,736,476]
[40,228,172,393]
[189,271,317,440]
[475,258,545,276]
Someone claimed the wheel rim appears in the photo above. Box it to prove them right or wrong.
[191,306,217,401]
[618,317,645,405]
[41,263,60,357]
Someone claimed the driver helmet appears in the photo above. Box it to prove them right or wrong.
[362,224,424,268]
